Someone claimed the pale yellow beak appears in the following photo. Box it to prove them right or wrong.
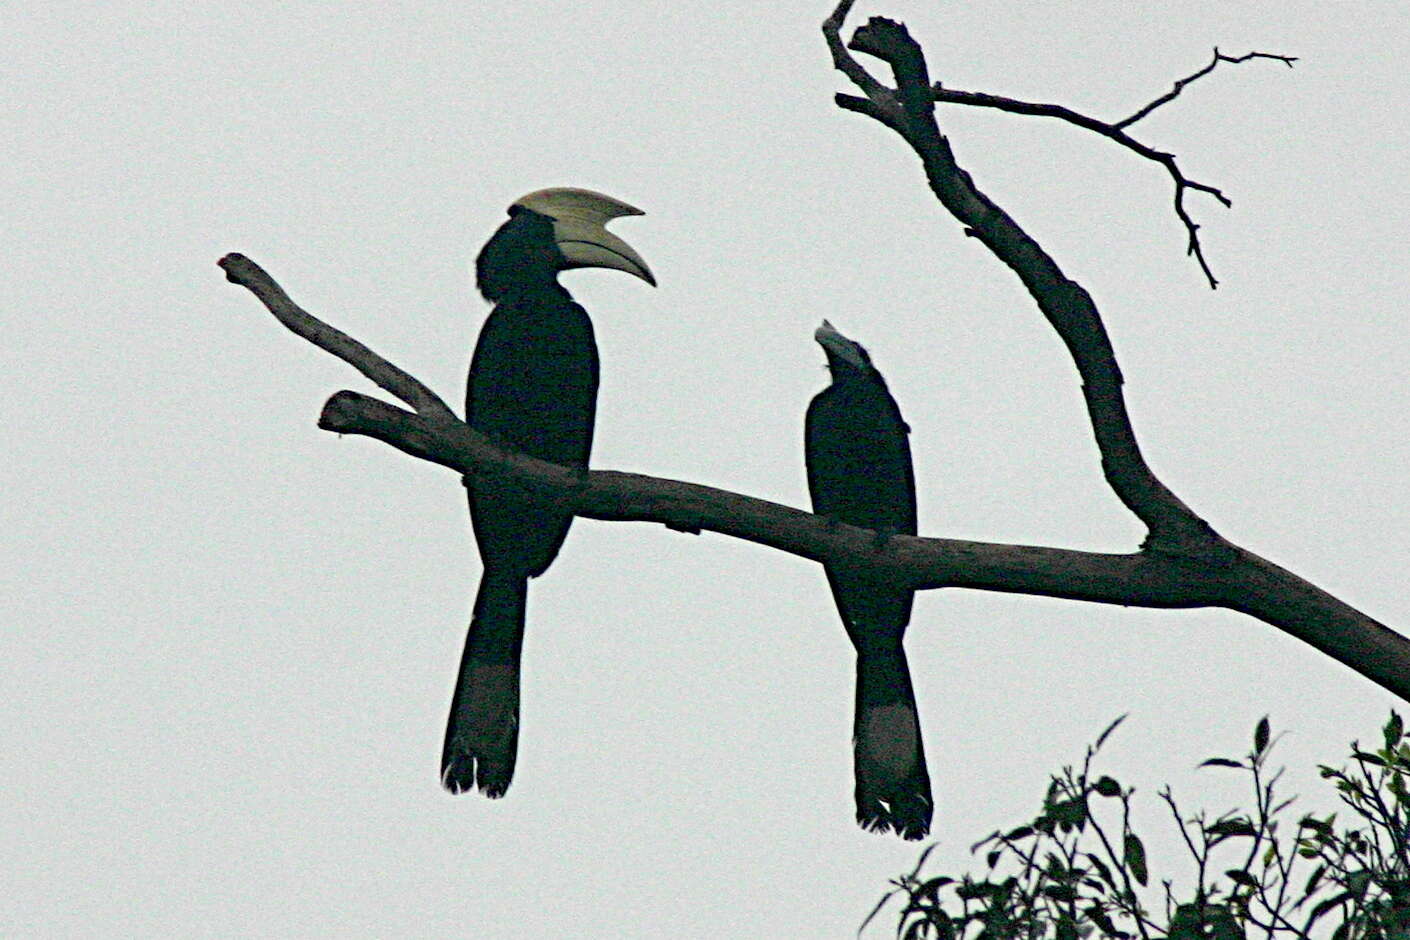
[815,319,868,369]
[511,187,656,286]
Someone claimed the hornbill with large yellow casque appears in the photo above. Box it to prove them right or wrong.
[805,320,933,840]
[443,188,654,797]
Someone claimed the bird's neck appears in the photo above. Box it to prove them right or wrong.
[483,274,569,305]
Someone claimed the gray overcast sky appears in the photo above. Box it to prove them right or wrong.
[5,1,1408,936]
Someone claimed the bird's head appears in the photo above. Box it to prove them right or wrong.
[476,187,655,301]
[814,319,876,378]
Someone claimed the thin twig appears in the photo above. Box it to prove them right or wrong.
[1159,788,1206,893]
[920,48,1293,288]
[1087,798,1155,939]
[929,88,1227,290]
[1117,48,1298,129]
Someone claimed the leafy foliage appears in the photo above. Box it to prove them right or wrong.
[866,714,1410,939]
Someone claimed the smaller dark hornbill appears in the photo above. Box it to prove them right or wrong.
[444,187,654,797]
[805,320,933,840]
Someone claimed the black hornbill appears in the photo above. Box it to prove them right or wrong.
[805,320,933,840]
[443,188,654,797]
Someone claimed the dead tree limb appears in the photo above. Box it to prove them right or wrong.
[220,12,1407,707]
[221,253,455,422]
[1116,49,1297,129]
[843,21,1294,289]
[819,3,1406,697]
[827,8,1221,557]
[221,252,1409,702]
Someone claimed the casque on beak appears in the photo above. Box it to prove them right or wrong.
[511,187,656,286]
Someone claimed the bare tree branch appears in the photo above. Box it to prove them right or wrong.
[834,91,905,132]
[924,85,1232,288]
[912,49,1294,289]
[219,253,456,422]
[825,10,1218,558]
[223,256,1410,703]
[823,0,903,124]
[221,14,1406,725]
[317,390,1205,606]
[1116,48,1297,129]
[814,6,1408,696]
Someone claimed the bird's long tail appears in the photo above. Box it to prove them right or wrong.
[852,642,933,840]
[442,566,529,797]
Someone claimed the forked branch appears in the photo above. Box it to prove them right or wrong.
[825,9,1219,558]
[220,253,455,422]
[927,49,1293,291]
[222,254,1410,703]
[838,10,1295,290]
[1116,49,1297,129]
[816,3,1405,696]
[220,10,1407,714]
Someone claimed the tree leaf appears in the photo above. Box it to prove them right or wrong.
[906,842,939,879]
[1298,816,1333,835]
[1086,905,1119,935]
[1095,714,1128,751]
[955,880,995,900]
[1254,716,1271,756]
[1224,868,1259,888]
[1093,776,1122,797]
[1307,890,1352,927]
[857,885,897,936]
[1200,758,1244,769]
[1086,853,1115,890]
[1386,711,1404,750]
[1208,906,1244,940]
[1206,819,1258,838]
[1124,833,1148,886]
[916,876,952,905]
[1043,797,1089,833]
[1168,903,1203,939]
